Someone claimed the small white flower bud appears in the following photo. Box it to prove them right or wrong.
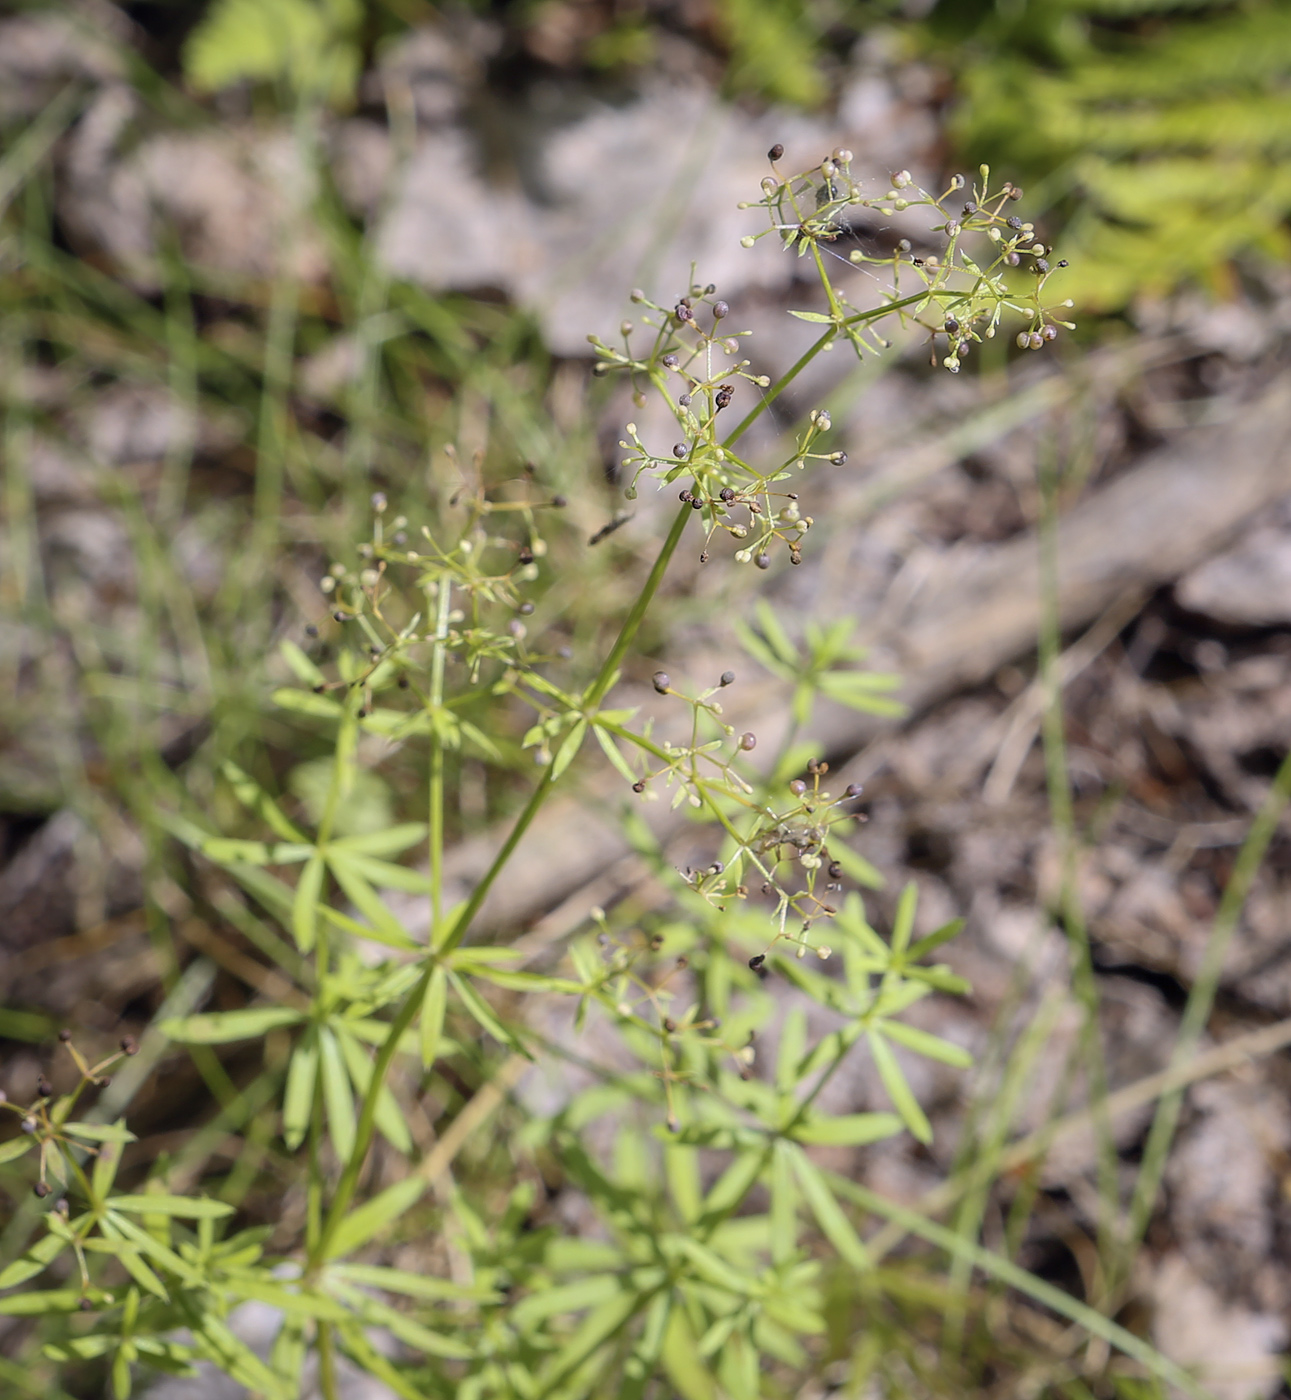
[893,170,912,188]
[740,236,755,248]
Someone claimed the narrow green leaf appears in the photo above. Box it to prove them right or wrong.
[332,1283,475,1359]
[699,1150,767,1227]
[184,1306,292,1400]
[0,1138,35,1166]
[329,1263,496,1303]
[907,918,966,962]
[458,719,503,761]
[336,1029,412,1155]
[324,1175,426,1260]
[790,1148,870,1270]
[787,309,836,323]
[0,1231,66,1290]
[161,1007,304,1043]
[512,1275,619,1329]
[770,1139,798,1264]
[880,1019,972,1068]
[221,761,305,842]
[891,882,918,955]
[0,1290,86,1315]
[775,1008,808,1092]
[0,1009,55,1042]
[59,1122,138,1145]
[44,1335,117,1361]
[447,971,530,1057]
[592,720,640,787]
[552,718,588,780]
[318,1027,356,1164]
[343,854,432,894]
[327,855,418,949]
[107,1195,234,1219]
[113,1246,169,1302]
[465,967,583,994]
[317,903,421,953]
[225,1278,351,1321]
[280,639,325,687]
[332,823,427,858]
[754,600,799,667]
[92,1137,124,1201]
[867,1030,932,1144]
[272,688,343,721]
[790,1111,903,1146]
[282,1030,319,1152]
[420,965,447,1068]
[536,1287,638,1392]
[291,852,325,953]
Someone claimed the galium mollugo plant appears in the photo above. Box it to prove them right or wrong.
[0,147,1074,1400]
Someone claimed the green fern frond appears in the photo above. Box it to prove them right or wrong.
[940,0,1291,309]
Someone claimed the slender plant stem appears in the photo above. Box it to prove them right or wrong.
[584,503,691,710]
[429,580,452,933]
[317,1320,340,1400]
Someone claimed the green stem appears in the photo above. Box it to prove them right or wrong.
[584,503,691,709]
[429,581,452,934]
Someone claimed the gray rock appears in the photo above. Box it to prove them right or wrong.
[1176,513,1291,626]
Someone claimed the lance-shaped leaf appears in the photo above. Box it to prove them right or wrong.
[279,639,325,687]
[880,1019,973,1068]
[335,1028,412,1155]
[890,881,918,957]
[329,1262,497,1304]
[790,1111,903,1147]
[282,1029,319,1151]
[327,855,419,949]
[447,971,530,1057]
[0,1230,67,1290]
[790,1148,870,1270]
[291,852,325,952]
[107,1194,234,1219]
[0,1290,89,1315]
[323,1174,426,1260]
[221,761,306,843]
[161,1006,305,1044]
[534,1287,639,1394]
[867,1029,932,1144]
[592,720,640,786]
[317,1027,356,1163]
[419,964,447,1068]
[331,823,427,858]
[272,688,343,721]
[0,1137,36,1167]
[59,1121,137,1145]
[552,718,588,780]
